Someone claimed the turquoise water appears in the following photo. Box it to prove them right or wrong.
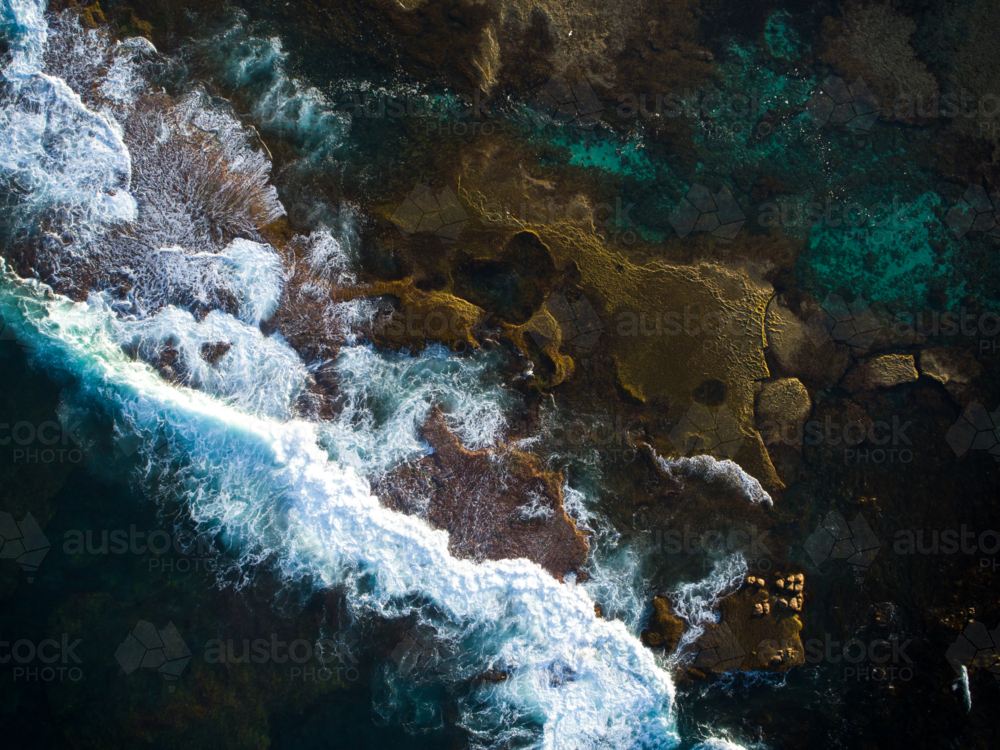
[2,1,999,749]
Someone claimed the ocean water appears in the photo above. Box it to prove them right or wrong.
[12,1,990,748]
[0,2,754,748]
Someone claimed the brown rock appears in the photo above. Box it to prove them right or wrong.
[765,297,850,388]
[756,378,812,444]
[918,347,982,405]
[687,574,806,674]
[843,354,919,392]
[200,341,232,365]
[641,597,685,652]
[376,411,589,581]
[821,2,940,124]
[149,344,186,385]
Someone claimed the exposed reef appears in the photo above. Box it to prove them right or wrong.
[376,410,590,580]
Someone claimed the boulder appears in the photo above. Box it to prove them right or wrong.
[843,354,919,392]
[765,297,850,388]
[756,378,812,428]
[918,347,982,405]
[641,597,685,652]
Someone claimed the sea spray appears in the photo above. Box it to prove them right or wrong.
[111,304,308,421]
[204,21,349,163]
[691,740,748,750]
[318,343,513,479]
[654,453,773,506]
[0,263,680,749]
[0,0,136,243]
[0,4,684,746]
[668,553,749,661]
[959,664,971,712]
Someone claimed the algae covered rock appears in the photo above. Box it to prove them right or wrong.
[641,597,685,652]
[918,347,982,405]
[690,573,806,675]
[821,1,939,124]
[842,354,919,393]
[756,378,812,429]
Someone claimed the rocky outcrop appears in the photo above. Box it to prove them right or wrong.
[376,411,589,580]
[756,378,812,431]
[765,296,851,389]
[821,1,940,123]
[843,354,919,393]
[688,573,806,676]
[918,347,982,405]
[755,377,812,484]
[641,597,685,652]
[200,341,232,365]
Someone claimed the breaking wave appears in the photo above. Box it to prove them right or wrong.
[0,3,683,748]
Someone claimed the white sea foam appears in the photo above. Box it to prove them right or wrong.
[655,454,773,506]
[0,264,680,750]
[208,23,347,163]
[0,5,686,747]
[0,18,136,241]
[959,664,971,711]
[218,238,285,325]
[110,304,307,421]
[9,11,286,315]
[692,740,748,750]
[669,553,748,660]
[1,0,48,76]
[319,343,511,479]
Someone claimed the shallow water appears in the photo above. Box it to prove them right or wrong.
[2,1,999,749]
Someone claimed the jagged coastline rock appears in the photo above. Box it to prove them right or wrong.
[376,410,589,581]
[641,597,685,652]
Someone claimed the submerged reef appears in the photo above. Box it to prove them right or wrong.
[3,0,1000,747]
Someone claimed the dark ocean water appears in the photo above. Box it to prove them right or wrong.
[2,0,999,748]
